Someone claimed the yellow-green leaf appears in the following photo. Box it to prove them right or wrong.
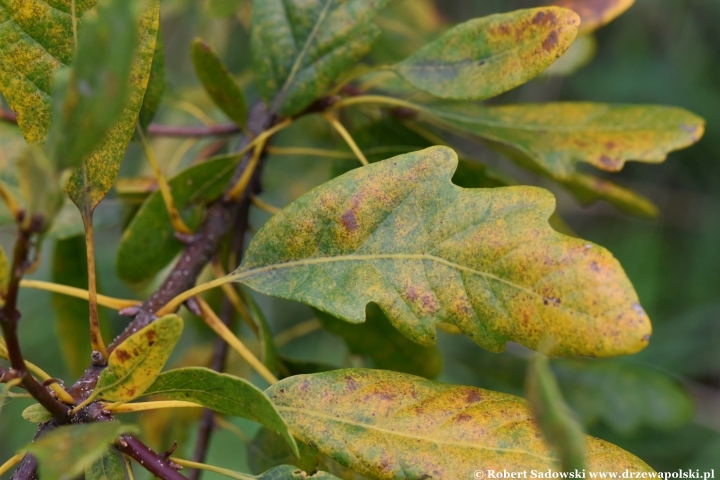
[94,314,183,402]
[251,0,391,116]
[526,353,586,472]
[64,0,160,215]
[0,244,8,298]
[427,102,705,180]
[552,0,635,35]
[85,449,126,480]
[22,403,52,423]
[139,26,165,130]
[191,38,247,127]
[144,366,299,456]
[236,146,650,357]
[45,0,137,170]
[24,421,139,480]
[266,369,653,479]
[15,146,63,228]
[561,173,659,218]
[393,8,579,101]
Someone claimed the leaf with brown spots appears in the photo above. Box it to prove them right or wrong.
[251,0,391,116]
[23,421,139,480]
[427,102,704,181]
[392,8,579,101]
[551,0,635,35]
[235,146,650,357]
[144,366,299,456]
[266,369,653,479]
[94,314,183,403]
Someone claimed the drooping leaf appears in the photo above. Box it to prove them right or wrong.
[64,0,160,215]
[15,146,63,229]
[526,353,586,472]
[144,366,299,456]
[317,304,442,379]
[241,287,281,374]
[24,421,138,480]
[85,449,126,480]
[251,0,391,116]
[552,359,694,435]
[139,25,165,130]
[236,146,651,357]
[561,173,658,218]
[117,153,238,284]
[393,8,579,101]
[22,403,52,423]
[53,236,111,377]
[266,369,653,479]
[94,314,183,402]
[552,0,635,35]
[426,102,705,180]
[191,38,247,127]
[248,428,320,476]
[45,0,137,170]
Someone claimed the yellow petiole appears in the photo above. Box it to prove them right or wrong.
[20,279,140,311]
[105,400,203,414]
[322,112,369,166]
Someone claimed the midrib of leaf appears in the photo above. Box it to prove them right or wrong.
[275,406,555,462]
[270,0,334,113]
[236,253,546,302]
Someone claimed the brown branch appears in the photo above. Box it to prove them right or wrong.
[116,435,187,480]
[0,221,70,421]
[0,108,239,138]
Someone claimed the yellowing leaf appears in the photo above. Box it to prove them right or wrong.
[22,403,52,423]
[427,102,705,180]
[266,369,653,479]
[552,0,635,35]
[251,0,391,116]
[191,38,247,127]
[144,367,299,456]
[236,146,650,357]
[24,421,138,480]
[94,314,183,402]
[394,8,579,101]
[526,354,586,472]
[64,0,159,215]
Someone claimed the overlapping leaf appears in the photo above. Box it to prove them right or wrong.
[191,38,247,127]
[251,0,390,116]
[552,0,635,34]
[22,403,52,423]
[85,450,126,480]
[138,26,165,130]
[236,146,650,357]
[266,369,653,479]
[393,8,579,100]
[94,314,183,402]
[144,366,299,456]
[117,153,238,284]
[15,146,63,229]
[24,421,138,480]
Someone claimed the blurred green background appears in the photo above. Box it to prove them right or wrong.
[1,0,719,477]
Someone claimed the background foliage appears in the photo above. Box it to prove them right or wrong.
[1,0,719,477]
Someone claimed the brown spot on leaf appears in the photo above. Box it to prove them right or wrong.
[542,30,559,51]
[455,413,472,422]
[340,209,358,232]
[114,349,131,362]
[465,389,482,404]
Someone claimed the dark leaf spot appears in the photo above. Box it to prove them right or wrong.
[340,209,358,232]
[542,30,559,51]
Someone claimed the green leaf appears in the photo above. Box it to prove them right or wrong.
[53,236,111,377]
[236,146,651,357]
[317,304,442,379]
[191,38,247,127]
[207,0,244,17]
[15,146,63,229]
[22,403,52,423]
[144,367,298,456]
[24,421,139,480]
[117,153,239,284]
[393,8,579,101]
[139,25,165,130]
[45,0,136,170]
[251,0,390,116]
[526,354,586,472]
[85,449,126,480]
[560,173,658,218]
[552,0,635,35]
[94,314,183,402]
[0,244,9,299]
[64,0,161,215]
[552,359,694,435]
[266,369,653,478]
[258,466,341,480]
[427,102,705,180]
[248,428,320,476]
[242,288,281,374]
